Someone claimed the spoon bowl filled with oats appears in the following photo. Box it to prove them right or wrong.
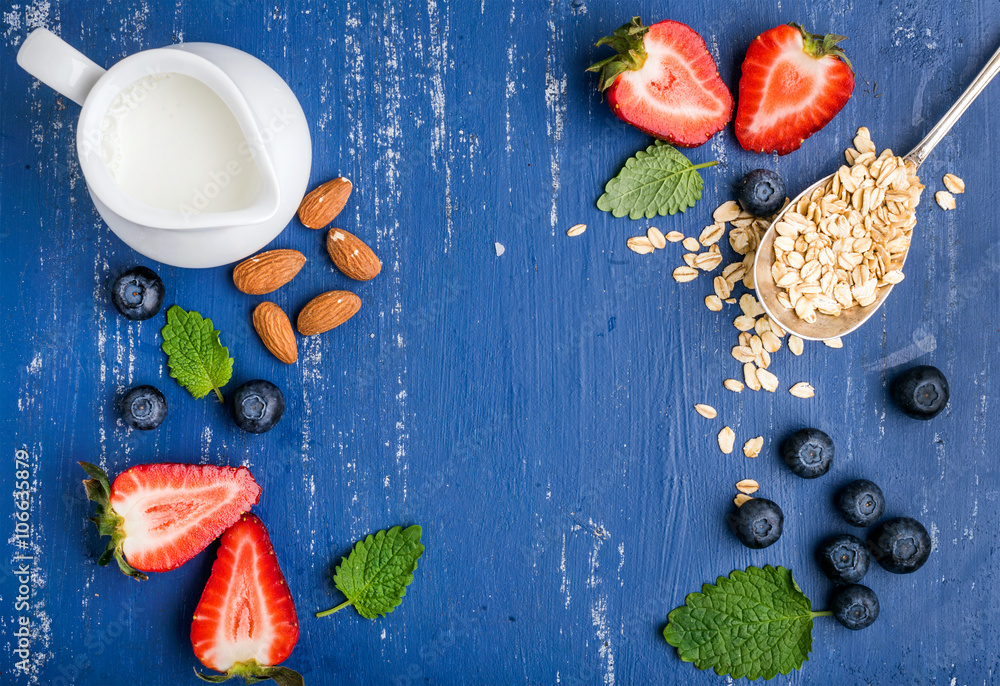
[754,43,1000,340]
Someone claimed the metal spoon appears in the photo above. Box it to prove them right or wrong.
[753,43,1000,341]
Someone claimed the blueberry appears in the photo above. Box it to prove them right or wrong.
[835,479,885,527]
[892,365,949,420]
[816,534,869,584]
[830,584,879,630]
[231,380,285,434]
[867,516,931,574]
[781,428,834,479]
[728,497,783,549]
[111,266,165,321]
[735,169,786,216]
[120,385,167,430]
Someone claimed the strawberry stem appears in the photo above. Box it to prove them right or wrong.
[790,23,853,71]
[315,599,352,617]
[79,462,149,581]
[586,16,650,91]
[196,661,304,686]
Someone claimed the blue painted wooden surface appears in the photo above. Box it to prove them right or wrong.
[1,1,999,684]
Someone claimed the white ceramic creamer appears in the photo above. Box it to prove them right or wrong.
[101,72,264,215]
[17,29,312,268]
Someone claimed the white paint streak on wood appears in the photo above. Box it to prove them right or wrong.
[367,4,409,501]
[200,426,213,465]
[299,336,323,460]
[171,0,184,42]
[585,518,604,589]
[504,2,516,157]
[426,0,452,251]
[590,594,615,686]
[544,12,566,235]
[559,532,570,609]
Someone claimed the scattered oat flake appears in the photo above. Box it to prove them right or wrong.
[627,236,655,254]
[647,227,667,249]
[761,331,782,353]
[494,242,505,256]
[699,223,725,246]
[736,479,759,495]
[823,337,843,349]
[694,250,723,272]
[665,230,685,243]
[713,200,741,223]
[713,276,731,300]
[756,368,779,392]
[734,315,756,331]
[942,173,965,194]
[682,236,701,252]
[744,362,761,391]
[672,266,699,283]
[788,335,804,356]
[705,295,723,311]
[883,270,905,285]
[789,382,815,398]
[718,426,736,454]
[694,403,717,419]
[739,294,765,318]
[724,379,744,393]
[732,345,755,364]
[743,436,764,458]
[734,493,754,507]
[566,223,586,237]
[935,190,956,210]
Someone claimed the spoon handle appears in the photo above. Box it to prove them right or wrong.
[906,42,1000,166]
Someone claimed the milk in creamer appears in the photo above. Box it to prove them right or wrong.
[101,73,261,214]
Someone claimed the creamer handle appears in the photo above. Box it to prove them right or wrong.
[17,28,105,106]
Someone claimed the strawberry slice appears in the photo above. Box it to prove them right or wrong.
[588,17,733,147]
[735,23,855,155]
[80,461,261,580]
[191,514,302,686]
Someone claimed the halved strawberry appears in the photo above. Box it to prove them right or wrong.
[80,461,261,581]
[191,514,301,686]
[587,17,733,147]
[735,23,855,155]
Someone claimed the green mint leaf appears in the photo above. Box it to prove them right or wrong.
[316,525,424,619]
[663,566,829,681]
[597,141,718,219]
[160,305,233,403]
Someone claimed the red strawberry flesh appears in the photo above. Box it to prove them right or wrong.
[80,461,261,578]
[735,24,855,155]
[111,464,261,573]
[590,19,733,147]
[191,513,299,674]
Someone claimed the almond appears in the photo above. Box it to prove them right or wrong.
[326,228,381,281]
[298,177,352,229]
[297,290,362,336]
[232,249,306,295]
[252,302,297,364]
